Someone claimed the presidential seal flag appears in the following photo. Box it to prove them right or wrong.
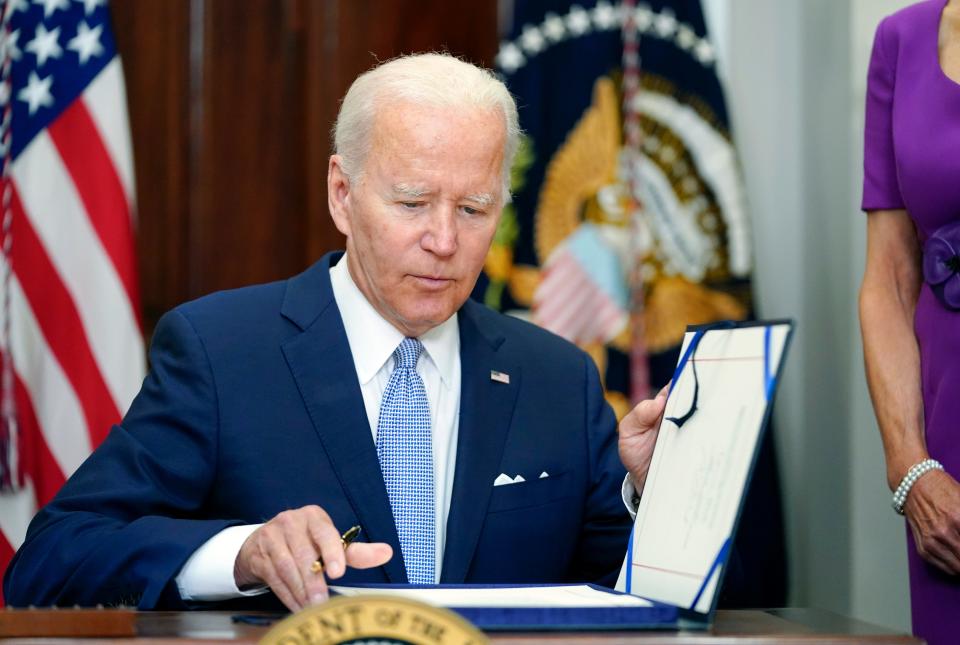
[480,0,786,606]
[0,0,144,604]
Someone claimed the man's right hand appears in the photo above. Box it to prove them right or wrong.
[234,505,393,611]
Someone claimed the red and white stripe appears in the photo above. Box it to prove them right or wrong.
[533,249,627,345]
[0,57,144,604]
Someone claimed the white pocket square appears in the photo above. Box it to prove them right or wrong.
[493,473,527,486]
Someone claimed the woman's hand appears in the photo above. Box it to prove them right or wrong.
[904,470,960,575]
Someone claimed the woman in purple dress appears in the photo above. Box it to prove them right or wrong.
[860,1,960,643]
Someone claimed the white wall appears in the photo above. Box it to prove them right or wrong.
[848,0,914,631]
[704,0,913,632]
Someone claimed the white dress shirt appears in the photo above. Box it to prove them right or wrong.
[176,254,460,599]
[330,253,461,582]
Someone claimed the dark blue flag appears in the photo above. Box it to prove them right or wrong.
[478,0,786,607]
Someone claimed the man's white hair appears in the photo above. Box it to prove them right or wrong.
[333,53,520,203]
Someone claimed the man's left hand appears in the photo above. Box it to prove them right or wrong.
[618,385,668,496]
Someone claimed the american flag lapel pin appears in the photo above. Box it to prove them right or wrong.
[490,370,510,384]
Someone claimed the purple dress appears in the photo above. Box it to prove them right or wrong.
[863,1,960,642]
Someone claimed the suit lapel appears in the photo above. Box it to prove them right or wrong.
[280,254,406,583]
[440,301,520,582]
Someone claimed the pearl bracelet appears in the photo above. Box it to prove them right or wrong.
[892,458,944,515]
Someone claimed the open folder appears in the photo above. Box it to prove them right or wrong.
[333,320,795,630]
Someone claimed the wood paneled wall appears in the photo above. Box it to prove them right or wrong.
[110,0,497,332]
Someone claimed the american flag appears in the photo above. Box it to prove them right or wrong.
[0,0,144,605]
[532,225,630,346]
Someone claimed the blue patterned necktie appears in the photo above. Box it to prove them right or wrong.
[376,337,435,584]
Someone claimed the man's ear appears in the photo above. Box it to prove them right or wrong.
[328,155,352,237]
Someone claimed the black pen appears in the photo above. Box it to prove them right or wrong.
[309,525,361,574]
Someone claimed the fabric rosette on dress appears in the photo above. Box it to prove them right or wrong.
[922,220,960,311]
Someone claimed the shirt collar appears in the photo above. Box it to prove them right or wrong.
[329,253,459,387]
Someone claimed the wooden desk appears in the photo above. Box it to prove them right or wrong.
[0,608,921,644]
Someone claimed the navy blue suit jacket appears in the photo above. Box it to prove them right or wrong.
[3,252,631,609]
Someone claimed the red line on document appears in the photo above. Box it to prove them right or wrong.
[630,562,703,580]
[690,356,765,362]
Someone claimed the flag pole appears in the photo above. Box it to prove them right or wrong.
[621,0,652,404]
[0,0,18,492]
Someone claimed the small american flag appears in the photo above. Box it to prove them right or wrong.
[0,0,144,605]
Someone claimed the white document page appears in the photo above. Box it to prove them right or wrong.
[624,323,790,613]
[330,585,653,608]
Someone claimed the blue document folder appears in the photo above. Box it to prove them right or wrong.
[331,583,679,631]
[618,320,794,618]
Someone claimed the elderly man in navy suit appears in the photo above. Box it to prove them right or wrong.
[4,54,666,611]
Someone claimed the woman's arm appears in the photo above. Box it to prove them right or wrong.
[860,209,925,488]
[860,209,960,575]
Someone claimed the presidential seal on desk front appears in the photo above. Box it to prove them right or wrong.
[260,595,488,645]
